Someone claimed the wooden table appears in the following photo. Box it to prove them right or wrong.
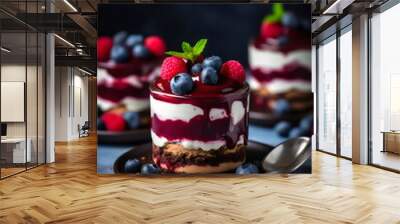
[382,131,400,154]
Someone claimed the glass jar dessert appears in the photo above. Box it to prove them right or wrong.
[149,39,250,173]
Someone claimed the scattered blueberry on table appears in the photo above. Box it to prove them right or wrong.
[236,163,260,174]
[141,163,161,175]
[124,159,141,173]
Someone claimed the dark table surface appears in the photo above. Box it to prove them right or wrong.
[97,125,310,174]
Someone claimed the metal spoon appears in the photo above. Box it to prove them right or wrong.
[262,137,311,173]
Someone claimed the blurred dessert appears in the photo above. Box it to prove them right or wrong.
[97,32,166,132]
[150,39,249,173]
[248,3,313,136]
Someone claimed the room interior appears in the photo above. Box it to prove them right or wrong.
[0,0,400,222]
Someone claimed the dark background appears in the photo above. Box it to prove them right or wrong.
[98,4,311,67]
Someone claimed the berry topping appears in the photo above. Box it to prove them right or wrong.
[282,12,299,28]
[124,159,141,173]
[141,163,161,174]
[102,112,126,132]
[274,121,291,137]
[261,22,284,40]
[97,37,113,62]
[132,44,150,59]
[203,56,222,70]
[158,39,246,96]
[144,36,166,57]
[123,111,140,129]
[191,63,203,75]
[236,163,259,174]
[160,56,187,80]
[220,60,245,84]
[125,34,143,48]
[110,45,129,63]
[273,99,290,115]
[170,73,193,95]
[113,31,128,45]
[200,67,218,85]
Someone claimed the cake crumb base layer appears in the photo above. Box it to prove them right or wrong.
[152,143,245,173]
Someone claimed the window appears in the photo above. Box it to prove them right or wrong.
[317,36,337,154]
[339,28,352,158]
[370,3,400,171]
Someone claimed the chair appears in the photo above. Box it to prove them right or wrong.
[78,121,90,138]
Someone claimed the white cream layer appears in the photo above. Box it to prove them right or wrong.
[209,108,228,121]
[151,131,226,151]
[152,131,245,151]
[248,45,311,70]
[248,77,311,94]
[231,101,245,125]
[97,68,144,88]
[150,96,204,122]
[97,96,149,112]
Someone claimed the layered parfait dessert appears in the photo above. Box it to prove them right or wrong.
[97,32,166,132]
[150,39,249,173]
[248,4,313,136]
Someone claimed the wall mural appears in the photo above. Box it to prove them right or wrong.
[97,3,313,175]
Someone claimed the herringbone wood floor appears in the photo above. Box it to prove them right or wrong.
[1,135,400,224]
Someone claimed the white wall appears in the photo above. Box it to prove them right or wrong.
[54,66,89,141]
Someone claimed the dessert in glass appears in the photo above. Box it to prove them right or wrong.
[150,39,249,173]
[248,4,313,137]
[97,32,166,132]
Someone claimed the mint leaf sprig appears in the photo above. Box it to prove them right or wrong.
[166,39,208,63]
[263,3,285,23]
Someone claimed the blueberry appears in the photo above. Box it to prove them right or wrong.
[110,45,129,63]
[97,118,106,131]
[274,121,292,137]
[282,12,299,28]
[123,111,140,129]
[274,99,290,115]
[200,67,218,85]
[170,73,194,96]
[289,127,307,138]
[124,159,141,173]
[132,44,150,59]
[141,163,161,174]
[126,34,143,48]
[235,163,259,175]
[203,56,222,70]
[299,114,313,131]
[277,36,289,46]
[191,63,203,75]
[113,31,128,45]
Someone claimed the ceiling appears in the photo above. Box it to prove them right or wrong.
[0,0,389,71]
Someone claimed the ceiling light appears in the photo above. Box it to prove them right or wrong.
[1,47,11,53]
[78,67,93,76]
[322,0,354,15]
[54,34,75,48]
[63,0,78,12]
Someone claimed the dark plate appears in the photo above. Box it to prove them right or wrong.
[113,140,274,174]
[97,129,151,145]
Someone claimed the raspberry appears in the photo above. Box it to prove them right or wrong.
[220,60,245,84]
[97,37,113,62]
[144,36,166,57]
[160,57,187,81]
[260,22,284,39]
[101,112,126,132]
